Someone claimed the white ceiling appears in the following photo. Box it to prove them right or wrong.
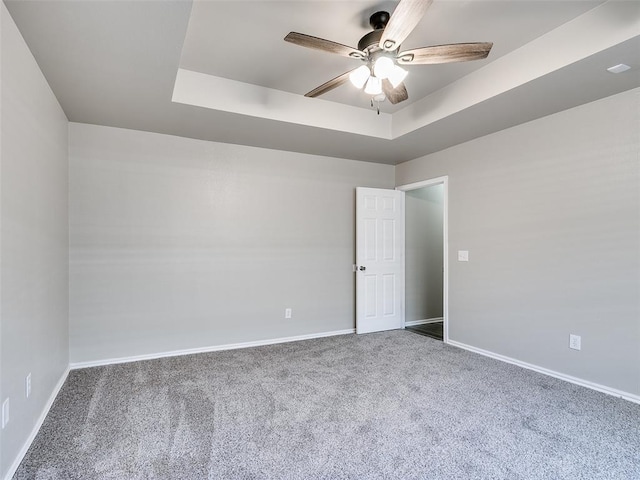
[4,0,640,164]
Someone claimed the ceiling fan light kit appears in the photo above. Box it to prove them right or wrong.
[364,75,383,95]
[387,64,408,88]
[349,65,371,89]
[373,56,394,79]
[284,0,493,111]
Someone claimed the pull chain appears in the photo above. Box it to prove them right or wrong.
[371,95,385,115]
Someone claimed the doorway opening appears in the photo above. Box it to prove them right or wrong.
[397,177,448,342]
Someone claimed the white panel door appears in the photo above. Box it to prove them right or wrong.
[356,187,405,334]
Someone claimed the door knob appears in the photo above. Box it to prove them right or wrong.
[359,266,366,271]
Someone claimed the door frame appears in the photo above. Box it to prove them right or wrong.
[396,176,449,344]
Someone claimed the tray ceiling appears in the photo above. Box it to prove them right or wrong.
[5,0,640,164]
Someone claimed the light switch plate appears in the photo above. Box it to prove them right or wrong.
[458,250,469,262]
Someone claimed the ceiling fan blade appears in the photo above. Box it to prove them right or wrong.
[379,0,434,51]
[396,42,493,65]
[382,79,408,105]
[305,70,355,98]
[285,32,366,59]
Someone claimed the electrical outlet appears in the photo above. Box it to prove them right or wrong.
[26,373,32,398]
[2,398,9,429]
[285,308,292,319]
[569,334,581,350]
[458,250,469,262]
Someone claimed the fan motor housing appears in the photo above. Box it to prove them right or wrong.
[357,30,384,52]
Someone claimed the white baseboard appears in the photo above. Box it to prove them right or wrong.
[4,366,70,480]
[70,328,356,370]
[447,339,640,405]
[405,317,443,327]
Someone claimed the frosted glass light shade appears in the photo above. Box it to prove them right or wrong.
[364,76,382,95]
[388,65,408,88]
[373,57,394,79]
[349,65,370,89]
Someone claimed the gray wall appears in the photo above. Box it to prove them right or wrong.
[1,3,69,477]
[69,123,394,364]
[405,185,444,322]
[396,88,640,397]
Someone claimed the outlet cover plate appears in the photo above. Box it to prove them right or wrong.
[569,334,581,350]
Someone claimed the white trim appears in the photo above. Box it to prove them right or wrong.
[443,179,449,344]
[395,177,448,192]
[70,329,356,370]
[400,191,406,330]
[448,340,640,405]
[4,367,70,480]
[405,317,443,327]
[396,176,449,343]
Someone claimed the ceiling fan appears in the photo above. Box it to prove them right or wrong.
[284,0,493,110]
